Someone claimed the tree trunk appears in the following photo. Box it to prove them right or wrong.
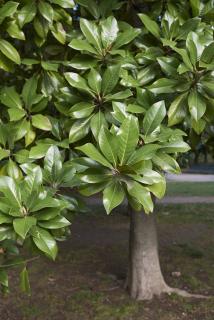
[126,207,209,301]
[126,207,169,300]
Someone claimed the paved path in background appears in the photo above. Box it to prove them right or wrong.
[166,173,214,182]
[158,196,214,204]
[86,196,214,205]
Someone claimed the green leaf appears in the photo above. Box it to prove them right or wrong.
[23,166,43,196]
[38,216,70,229]
[127,144,160,164]
[0,213,12,224]
[105,89,132,101]
[65,72,92,94]
[113,28,141,49]
[101,16,119,48]
[68,39,97,54]
[101,65,120,95]
[153,152,180,174]
[88,68,102,94]
[138,13,160,39]
[44,146,62,180]
[69,117,91,143]
[80,18,102,53]
[127,181,153,213]
[29,144,50,159]
[148,179,166,199]
[76,0,100,18]
[50,0,75,8]
[0,270,8,288]
[98,128,117,167]
[143,101,166,136]
[69,102,95,119]
[0,176,21,209]
[201,43,214,64]
[1,86,22,109]
[20,267,31,295]
[148,78,179,94]
[8,108,26,121]
[160,141,190,153]
[38,0,54,23]
[168,93,187,126]
[76,143,113,169]
[6,20,25,40]
[32,115,52,131]
[17,2,37,27]
[13,217,36,239]
[7,159,23,180]
[192,118,206,135]
[186,32,204,66]
[103,181,125,214]
[0,147,10,161]
[190,0,200,16]
[0,2,19,22]
[31,226,58,260]
[51,22,66,44]
[0,39,20,64]
[35,208,59,221]
[118,115,139,165]
[177,18,200,40]
[22,76,38,108]
[90,111,107,140]
[188,89,206,121]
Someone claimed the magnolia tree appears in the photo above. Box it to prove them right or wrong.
[0,0,213,300]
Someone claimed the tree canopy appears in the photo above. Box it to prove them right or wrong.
[0,0,213,295]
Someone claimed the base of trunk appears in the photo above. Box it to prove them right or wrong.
[126,208,209,301]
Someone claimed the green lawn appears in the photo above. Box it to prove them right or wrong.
[166,182,214,197]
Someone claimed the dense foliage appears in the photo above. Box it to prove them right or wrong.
[0,0,213,294]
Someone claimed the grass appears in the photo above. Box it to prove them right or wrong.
[166,182,214,197]
[0,203,214,320]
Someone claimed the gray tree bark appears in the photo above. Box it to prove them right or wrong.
[126,207,169,300]
[126,207,209,300]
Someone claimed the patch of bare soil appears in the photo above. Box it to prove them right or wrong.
[0,206,214,320]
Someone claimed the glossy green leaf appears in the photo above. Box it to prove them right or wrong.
[168,93,187,126]
[80,18,102,53]
[88,68,102,94]
[143,101,166,136]
[69,117,91,143]
[31,226,58,260]
[0,39,20,64]
[127,181,153,213]
[188,89,206,121]
[32,115,52,131]
[38,216,70,229]
[13,217,36,239]
[20,267,31,294]
[65,72,92,94]
[103,181,125,214]
[138,14,160,39]
[76,143,113,169]
[153,152,180,174]
[69,39,97,54]
[98,128,117,167]
[0,176,21,209]
[38,1,54,23]
[69,102,95,119]
[101,65,120,95]
[118,115,139,165]
[101,16,119,48]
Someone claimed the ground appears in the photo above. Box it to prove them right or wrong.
[0,201,214,320]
